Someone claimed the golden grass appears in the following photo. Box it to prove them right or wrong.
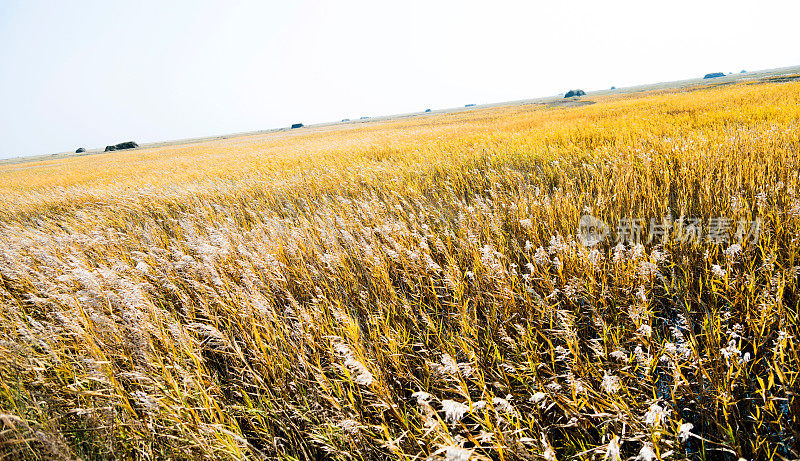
[1,81,799,460]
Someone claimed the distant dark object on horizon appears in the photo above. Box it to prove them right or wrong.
[465,104,475,107]
[341,119,350,122]
[115,141,138,150]
[703,72,725,79]
[564,89,585,98]
[75,148,85,153]
[104,141,138,152]
[291,123,303,129]
[610,86,616,90]
[424,108,431,112]
[740,70,747,73]
[360,116,369,119]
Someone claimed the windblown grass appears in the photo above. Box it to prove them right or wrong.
[1,81,799,460]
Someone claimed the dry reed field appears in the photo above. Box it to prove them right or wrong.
[1,80,799,460]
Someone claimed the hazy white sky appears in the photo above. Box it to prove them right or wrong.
[1,0,799,159]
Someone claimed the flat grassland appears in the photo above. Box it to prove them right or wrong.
[1,78,799,460]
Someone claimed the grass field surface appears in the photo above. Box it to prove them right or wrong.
[1,77,799,460]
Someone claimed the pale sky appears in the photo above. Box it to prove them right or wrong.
[1,0,799,159]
